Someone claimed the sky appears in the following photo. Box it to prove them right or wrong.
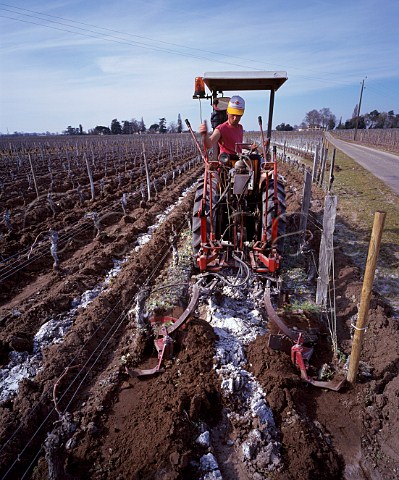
[0,0,398,134]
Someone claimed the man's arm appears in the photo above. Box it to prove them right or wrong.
[199,122,221,149]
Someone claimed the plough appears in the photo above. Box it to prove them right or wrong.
[264,287,345,391]
[127,282,344,390]
[127,283,200,377]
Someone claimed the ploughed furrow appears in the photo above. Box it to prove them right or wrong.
[0,164,203,478]
[0,154,201,298]
[1,147,397,480]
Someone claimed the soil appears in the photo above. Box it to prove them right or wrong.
[0,140,398,480]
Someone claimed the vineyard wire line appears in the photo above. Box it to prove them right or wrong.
[1,208,193,476]
[0,153,199,280]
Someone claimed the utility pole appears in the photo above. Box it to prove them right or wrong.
[354,78,366,141]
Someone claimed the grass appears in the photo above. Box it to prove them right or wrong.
[312,147,399,314]
[331,149,399,289]
[332,150,399,250]
[282,140,399,313]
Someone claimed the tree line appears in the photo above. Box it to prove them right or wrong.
[276,107,399,131]
[5,105,398,137]
[64,114,184,136]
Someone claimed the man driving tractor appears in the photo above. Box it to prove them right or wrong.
[199,95,245,155]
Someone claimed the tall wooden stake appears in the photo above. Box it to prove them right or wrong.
[328,148,336,192]
[142,143,151,201]
[299,169,312,233]
[28,153,40,200]
[316,194,337,306]
[311,144,320,182]
[347,211,386,384]
[84,153,95,201]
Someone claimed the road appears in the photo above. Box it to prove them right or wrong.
[325,132,399,195]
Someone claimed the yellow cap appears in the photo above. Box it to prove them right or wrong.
[227,95,245,115]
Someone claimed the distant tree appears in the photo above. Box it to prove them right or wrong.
[327,117,336,130]
[158,118,167,133]
[340,109,399,129]
[122,119,140,134]
[110,118,122,135]
[344,116,365,129]
[168,121,177,133]
[304,109,322,128]
[177,114,183,133]
[344,118,355,129]
[79,124,84,134]
[303,108,336,130]
[375,112,388,129]
[133,121,139,133]
[149,123,159,133]
[139,117,146,133]
[385,110,396,128]
[319,108,336,130]
[364,110,379,129]
[64,126,79,135]
[276,123,294,131]
[391,112,399,128]
[93,126,111,135]
[122,120,131,134]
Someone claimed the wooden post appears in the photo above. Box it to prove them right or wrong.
[28,153,40,200]
[328,148,336,192]
[84,153,95,201]
[142,142,151,201]
[299,169,312,233]
[318,146,328,188]
[311,144,319,182]
[347,211,386,384]
[316,194,337,305]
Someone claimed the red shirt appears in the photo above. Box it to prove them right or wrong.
[216,121,243,155]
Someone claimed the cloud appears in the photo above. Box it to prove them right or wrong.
[1,0,398,133]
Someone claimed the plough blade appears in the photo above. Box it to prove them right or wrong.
[127,284,200,378]
[305,377,346,391]
[126,365,165,377]
[297,365,346,391]
[292,338,346,391]
[265,287,345,391]
[165,283,200,334]
[264,287,318,343]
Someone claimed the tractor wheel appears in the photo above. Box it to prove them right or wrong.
[262,179,286,253]
[192,177,219,262]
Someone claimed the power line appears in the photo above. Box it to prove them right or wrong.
[0,4,370,89]
[0,2,265,68]
[0,10,262,71]
[1,3,396,116]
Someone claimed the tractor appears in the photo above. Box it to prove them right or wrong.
[185,72,345,391]
[187,71,288,278]
[129,72,344,390]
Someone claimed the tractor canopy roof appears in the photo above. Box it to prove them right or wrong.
[203,71,288,93]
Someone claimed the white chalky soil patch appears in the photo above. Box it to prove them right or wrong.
[198,278,281,479]
[0,184,198,405]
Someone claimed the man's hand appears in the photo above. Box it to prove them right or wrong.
[199,121,208,135]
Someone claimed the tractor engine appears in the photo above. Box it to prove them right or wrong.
[230,157,254,195]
